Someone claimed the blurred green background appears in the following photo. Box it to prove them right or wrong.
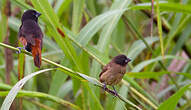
[1,0,191,110]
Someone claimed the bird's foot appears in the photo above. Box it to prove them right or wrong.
[113,91,118,97]
[16,47,25,54]
[112,86,118,97]
[103,83,107,91]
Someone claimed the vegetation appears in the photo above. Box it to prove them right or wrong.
[0,0,191,110]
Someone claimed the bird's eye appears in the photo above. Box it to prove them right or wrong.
[32,11,36,15]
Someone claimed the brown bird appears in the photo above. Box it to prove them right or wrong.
[17,9,43,68]
[99,54,131,95]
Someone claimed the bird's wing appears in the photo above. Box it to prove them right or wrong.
[19,20,43,46]
[99,63,111,78]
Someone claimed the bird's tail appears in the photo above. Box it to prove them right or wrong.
[31,39,41,68]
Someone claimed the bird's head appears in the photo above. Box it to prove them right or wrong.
[21,9,41,22]
[113,54,131,66]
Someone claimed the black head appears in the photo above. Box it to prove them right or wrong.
[21,9,41,22]
[113,54,131,66]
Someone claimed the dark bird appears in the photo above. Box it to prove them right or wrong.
[18,9,43,68]
[99,54,131,95]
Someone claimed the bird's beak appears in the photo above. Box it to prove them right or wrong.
[36,12,41,17]
[126,58,131,63]
[128,58,131,62]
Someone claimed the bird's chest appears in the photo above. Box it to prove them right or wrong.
[22,21,42,38]
[105,68,126,85]
[108,73,124,85]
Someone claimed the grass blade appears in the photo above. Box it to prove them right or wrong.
[1,68,54,110]
[56,0,72,17]
[127,37,159,60]
[97,0,131,53]
[127,71,169,79]
[75,9,127,46]
[72,0,85,34]
[0,83,81,110]
[132,55,190,72]
[131,2,191,13]
[156,0,164,58]
[158,84,191,110]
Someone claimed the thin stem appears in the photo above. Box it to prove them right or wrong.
[151,0,154,38]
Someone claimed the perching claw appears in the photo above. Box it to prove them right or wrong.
[103,83,107,91]
[112,86,118,96]
[16,47,25,54]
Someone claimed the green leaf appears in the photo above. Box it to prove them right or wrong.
[1,68,55,110]
[156,0,164,58]
[111,19,126,52]
[48,59,69,96]
[55,0,72,17]
[12,0,32,10]
[8,16,20,32]
[158,84,191,110]
[127,37,159,60]
[75,9,127,46]
[63,27,109,65]
[164,13,189,51]
[72,0,85,34]
[127,71,169,79]
[57,80,73,98]
[114,85,129,110]
[0,83,81,110]
[171,22,191,55]
[97,0,132,54]
[128,71,191,80]
[123,76,159,106]
[0,0,7,42]
[131,2,191,13]
[132,55,191,72]
[77,72,103,86]
[86,0,96,16]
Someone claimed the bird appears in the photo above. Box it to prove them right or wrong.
[17,9,43,68]
[99,54,131,96]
